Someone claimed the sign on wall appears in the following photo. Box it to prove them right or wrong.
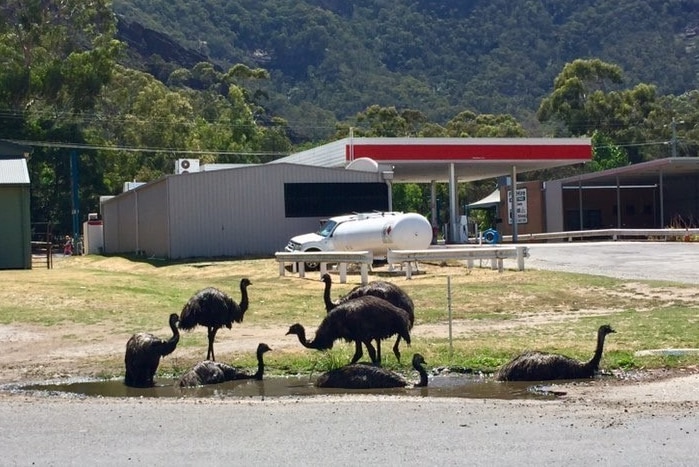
[507,188,528,224]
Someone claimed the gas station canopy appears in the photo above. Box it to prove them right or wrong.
[276,137,592,183]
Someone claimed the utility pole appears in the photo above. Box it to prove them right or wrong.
[671,117,678,158]
[670,117,684,157]
[70,150,80,241]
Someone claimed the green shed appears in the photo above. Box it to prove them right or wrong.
[0,141,32,270]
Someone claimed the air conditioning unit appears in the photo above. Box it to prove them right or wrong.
[175,158,200,174]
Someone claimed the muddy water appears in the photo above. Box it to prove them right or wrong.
[8,374,565,400]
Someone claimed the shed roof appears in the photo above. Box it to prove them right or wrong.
[554,157,699,186]
[0,158,30,185]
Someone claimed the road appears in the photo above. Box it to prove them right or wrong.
[524,240,699,284]
[3,240,699,466]
[1,382,698,466]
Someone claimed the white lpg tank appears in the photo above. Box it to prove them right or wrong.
[330,212,433,254]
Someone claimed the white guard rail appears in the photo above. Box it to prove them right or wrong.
[274,251,373,284]
[502,228,699,243]
[387,246,529,279]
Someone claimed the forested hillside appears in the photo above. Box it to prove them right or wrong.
[2,0,699,238]
[113,0,699,138]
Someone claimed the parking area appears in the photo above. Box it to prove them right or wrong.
[524,241,699,284]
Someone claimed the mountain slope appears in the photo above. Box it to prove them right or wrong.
[112,0,699,139]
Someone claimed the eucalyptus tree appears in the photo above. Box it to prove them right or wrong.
[538,58,665,164]
[0,0,121,234]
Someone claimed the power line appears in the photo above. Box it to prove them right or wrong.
[4,139,289,157]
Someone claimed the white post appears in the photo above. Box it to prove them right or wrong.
[516,247,525,271]
[447,276,453,355]
[360,263,369,285]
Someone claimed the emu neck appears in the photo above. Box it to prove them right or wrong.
[160,321,179,356]
[169,319,180,341]
[239,283,249,313]
[254,351,265,380]
[414,363,428,387]
[585,330,608,371]
[294,326,312,349]
[323,280,336,312]
[295,326,327,350]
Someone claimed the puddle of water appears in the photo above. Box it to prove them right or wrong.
[7,374,562,400]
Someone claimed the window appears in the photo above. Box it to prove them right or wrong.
[284,183,388,217]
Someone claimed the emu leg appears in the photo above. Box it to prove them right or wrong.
[350,341,363,364]
[392,336,402,363]
[207,327,218,361]
[363,341,378,365]
[373,339,383,366]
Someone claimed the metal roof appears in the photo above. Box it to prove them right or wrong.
[0,158,30,185]
[272,137,592,182]
[269,139,347,168]
[555,157,699,186]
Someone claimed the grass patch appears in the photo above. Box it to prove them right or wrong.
[3,254,699,378]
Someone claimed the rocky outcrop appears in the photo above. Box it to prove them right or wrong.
[116,15,208,70]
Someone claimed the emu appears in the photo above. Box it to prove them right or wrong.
[315,353,428,389]
[179,278,251,361]
[124,313,180,388]
[286,295,411,365]
[177,343,272,387]
[321,273,415,363]
[495,324,616,382]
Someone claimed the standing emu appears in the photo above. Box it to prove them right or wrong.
[321,273,415,363]
[315,353,428,389]
[177,343,272,387]
[179,278,251,361]
[495,324,616,382]
[124,313,180,388]
[286,295,411,365]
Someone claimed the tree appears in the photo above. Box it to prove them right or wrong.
[445,111,526,137]
[0,0,120,235]
[537,59,624,136]
[349,105,427,137]
[587,130,629,172]
[538,58,666,164]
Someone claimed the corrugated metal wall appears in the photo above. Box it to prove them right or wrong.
[103,163,385,259]
[135,181,169,257]
[0,158,31,269]
[103,179,168,256]
[167,163,385,258]
[103,191,137,253]
[0,185,31,269]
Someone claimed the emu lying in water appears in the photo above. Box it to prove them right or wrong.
[177,343,271,387]
[315,353,428,389]
[124,313,180,388]
[495,324,616,382]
